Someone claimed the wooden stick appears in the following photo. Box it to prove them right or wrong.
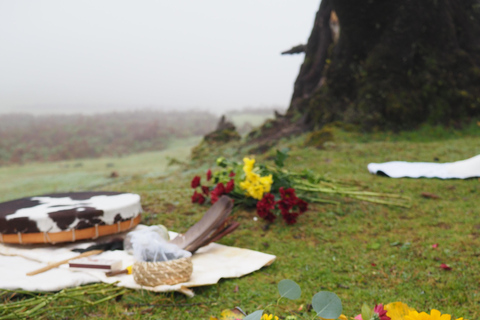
[26,249,103,276]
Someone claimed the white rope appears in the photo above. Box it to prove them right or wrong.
[94,224,99,239]
[17,232,22,244]
[117,221,121,232]
[72,229,76,242]
[129,217,134,228]
[45,232,52,244]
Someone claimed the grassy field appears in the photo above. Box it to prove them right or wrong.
[0,137,200,202]
[1,126,480,319]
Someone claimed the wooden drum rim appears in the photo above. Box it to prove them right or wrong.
[0,214,141,244]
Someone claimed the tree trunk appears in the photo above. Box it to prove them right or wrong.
[288,0,480,130]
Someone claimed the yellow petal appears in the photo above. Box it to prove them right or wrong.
[386,302,415,320]
[219,308,246,320]
[404,310,420,320]
[243,157,255,173]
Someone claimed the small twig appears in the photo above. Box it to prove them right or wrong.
[126,302,203,308]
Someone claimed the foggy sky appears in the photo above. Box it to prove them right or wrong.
[0,1,320,114]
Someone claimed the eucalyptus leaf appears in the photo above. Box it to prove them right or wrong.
[278,279,301,300]
[311,291,342,319]
[244,310,264,320]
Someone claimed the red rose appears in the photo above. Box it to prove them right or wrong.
[191,191,201,203]
[279,187,297,200]
[277,200,293,213]
[225,179,235,193]
[215,182,225,194]
[295,198,308,214]
[197,193,205,204]
[277,187,299,212]
[201,186,210,196]
[229,171,236,177]
[191,176,201,188]
[206,169,212,181]
[282,212,299,225]
[258,193,275,210]
[256,193,276,222]
[210,182,226,204]
[211,193,219,204]
[263,211,277,222]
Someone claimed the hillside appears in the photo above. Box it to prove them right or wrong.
[0,111,217,165]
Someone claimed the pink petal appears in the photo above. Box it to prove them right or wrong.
[440,263,452,270]
[432,243,438,248]
[354,315,363,320]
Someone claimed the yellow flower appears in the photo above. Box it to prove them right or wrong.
[240,158,273,200]
[405,309,455,320]
[386,302,415,320]
[247,184,264,200]
[246,171,260,183]
[240,174,273,199]
[261,314,279,320]
[259,175,273,192]
[243,157,255,174]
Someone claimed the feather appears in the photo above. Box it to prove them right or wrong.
[169,195,234,252]
[188,221,240,253]
[71,238,124,253]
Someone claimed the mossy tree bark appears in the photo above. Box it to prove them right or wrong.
[288,0,480,130]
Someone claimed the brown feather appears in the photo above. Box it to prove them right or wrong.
[188,221,240,253]
[169,196,233,251]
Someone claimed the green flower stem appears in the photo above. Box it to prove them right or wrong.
[295,181,407,197]
[0,283,125,319]
[295,185,410,200]
[295,186,411,208]
[302,196,341,205]
[351,195,411,208]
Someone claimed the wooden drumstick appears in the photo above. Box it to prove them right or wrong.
[26,249,103,276]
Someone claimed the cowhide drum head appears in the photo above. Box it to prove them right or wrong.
[0,192,142,244]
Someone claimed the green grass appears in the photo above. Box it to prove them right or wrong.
[0,136,200,202]
[1,128,480,319]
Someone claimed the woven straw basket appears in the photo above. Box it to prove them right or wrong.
[132,257,193,286]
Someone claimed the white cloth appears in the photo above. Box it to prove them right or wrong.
[368,154,480,179]
[0,227,276,297]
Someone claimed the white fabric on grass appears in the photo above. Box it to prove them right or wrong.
[0,227,276,297]
[368,154,480,179]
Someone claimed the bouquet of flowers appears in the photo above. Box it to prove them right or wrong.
[191,154,308,225]
[190,151,410,225]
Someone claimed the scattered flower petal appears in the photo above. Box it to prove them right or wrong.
[440,263,452,271]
